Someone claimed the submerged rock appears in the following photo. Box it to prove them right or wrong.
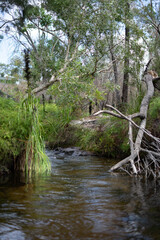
[53,147,96,157]
[56,153,65,159]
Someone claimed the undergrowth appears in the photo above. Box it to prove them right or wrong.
[148,96,160,136]
[73,117,130,158]
[0,94,160,173]
[39,103,74,147]
[0,97,19,167]
[0,97,51,175]
[21,97,51,176]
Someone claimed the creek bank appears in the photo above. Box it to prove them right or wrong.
[45,114,130,159]
[1,96,160,176]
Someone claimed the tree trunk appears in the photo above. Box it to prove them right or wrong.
[122,2,130,104]
[109,33,121,107]
[94,65,160,177]
[110,72,156,173]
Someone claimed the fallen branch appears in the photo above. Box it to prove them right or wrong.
[94,105,160,145]
[140,148,160,157]
[94,109,124,119]
[94,59,160,176]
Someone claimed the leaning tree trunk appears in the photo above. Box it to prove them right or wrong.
[110,72,155,173]
[94,62,160,176]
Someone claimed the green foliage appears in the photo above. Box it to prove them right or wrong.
[30,36,65,84]
[0,97,51,175]
[73,117,129,158]
[94,89,105,102]
[126,92,145,115]
[0,56,24,84]
[100,118,129,157]
[147,96,160,136]
[50,60,94,110]
[23,97,51,175]
[74,128,99,152]
[149,97,160,119]
[0,98,21,165]
[39,103,73,147]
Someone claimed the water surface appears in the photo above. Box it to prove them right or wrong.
[0,149,160,239]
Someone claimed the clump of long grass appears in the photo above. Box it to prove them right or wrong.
[21,96,51,176]
[21,48,51,176]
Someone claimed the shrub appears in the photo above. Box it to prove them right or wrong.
[39,103,74,147]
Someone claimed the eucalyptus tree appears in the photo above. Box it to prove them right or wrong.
[0,0,149,106]
[121,1,130,104]
[108,0,145,105]
[90,0,146,107]
[0,0,90,84]
[135,0,160,75]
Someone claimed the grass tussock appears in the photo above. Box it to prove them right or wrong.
[0,97,51,175]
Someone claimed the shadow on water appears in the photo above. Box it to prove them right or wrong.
[0,149,160,239]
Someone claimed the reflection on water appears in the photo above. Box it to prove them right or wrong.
[0,149,160,239]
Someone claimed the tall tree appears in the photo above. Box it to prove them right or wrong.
[122,1,130,104]
[108,26,121,107]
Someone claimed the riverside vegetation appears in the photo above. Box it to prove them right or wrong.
[0,93,160,176]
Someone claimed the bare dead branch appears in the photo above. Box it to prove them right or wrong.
[94,104,160,145]
[106,71,160,175]
[93,110,123,119]
[140,148,160,157]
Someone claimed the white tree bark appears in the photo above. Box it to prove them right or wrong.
[94,70,160,175]
[110,73,155,172]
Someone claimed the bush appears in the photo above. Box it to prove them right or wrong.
[73,117,129,158]
[149,96,160,119]
[147,96,160,136]
[39,103,74,147]
[0,97,20,167]
[0,97,51,174]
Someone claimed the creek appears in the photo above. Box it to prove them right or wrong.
[0,149,160,240]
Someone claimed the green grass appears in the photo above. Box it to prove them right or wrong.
[73,117,130,158]
[39,103,74,147]
[0,97,51,175]
[149,96,160,119]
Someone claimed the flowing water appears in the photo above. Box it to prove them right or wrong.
[0,149,160,240]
